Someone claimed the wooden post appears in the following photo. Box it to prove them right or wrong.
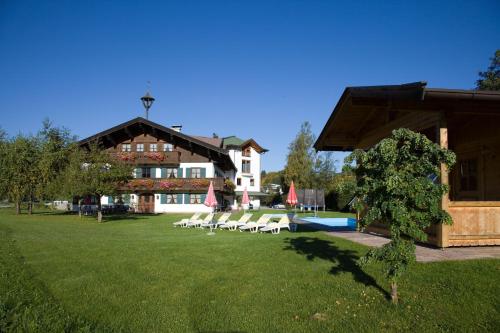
[438,119,450,248]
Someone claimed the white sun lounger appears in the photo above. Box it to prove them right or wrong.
[173,213,202,227]
[260,215,290,234]
[219,213,252,231]
[186,213,215,228]
[239,214,271,233]
[200,212,231,228]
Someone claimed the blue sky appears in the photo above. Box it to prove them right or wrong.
[0,1,498,171]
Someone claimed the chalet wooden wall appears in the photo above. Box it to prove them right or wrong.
[447,205,500,246]
[107,133,212,164]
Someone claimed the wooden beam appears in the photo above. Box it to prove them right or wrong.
[124,127,134,141]
[438,116,450,248]
[106,135,117,147]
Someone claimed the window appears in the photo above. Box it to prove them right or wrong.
[191,168,201,178]
[150,143,157,152]
[167,168,177,178]
[166,194,177,204]
[250,178,255,186]
[242,147,251,157]
[164,143,173,152]
[141,167,151,178]
[237,178,241,186]
[190,194,202,204]
[459,159,478,191]
[136,144,144,152]
[242,160,251,173]
[122,144,131,152]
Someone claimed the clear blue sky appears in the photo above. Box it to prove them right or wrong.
[1,1,498,171]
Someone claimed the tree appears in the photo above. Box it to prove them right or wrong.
[345,128,456,303]
[36,119,75,202]
[476,50,500,91]
[284,122,337,204]
[63,143,133,222]
[284,122,315,189]
[1,135,41,214]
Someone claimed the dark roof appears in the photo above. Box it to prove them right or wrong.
[192,136,223,148]
[314,82,500,151]
[78,117,236,171]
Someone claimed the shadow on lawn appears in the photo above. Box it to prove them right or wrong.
[284,236,390,299]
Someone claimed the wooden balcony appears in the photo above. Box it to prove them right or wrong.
[112,151,181,165]
[120,177,234,193]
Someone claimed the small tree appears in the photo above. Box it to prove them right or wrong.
[63,143,133,222]
[476,50,500,91]
[345,128,456,303]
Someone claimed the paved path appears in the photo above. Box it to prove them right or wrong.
[326,231,500,262]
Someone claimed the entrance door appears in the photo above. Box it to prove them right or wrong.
[138,193,154,213]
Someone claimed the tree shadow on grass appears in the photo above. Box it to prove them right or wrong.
[284,236,390,299]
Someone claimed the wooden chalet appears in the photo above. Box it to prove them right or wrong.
[315,82,500,247]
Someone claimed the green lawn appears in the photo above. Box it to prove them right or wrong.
[0,209,498,332]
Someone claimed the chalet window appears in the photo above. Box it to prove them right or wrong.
[136,144,144,152]
[122,144,131,152]
[459,159,478,191]
[166,194,177,204]
[150,143,157,152]
[164,143,173,152]
[237,178,241,186]
[141,167,151,178]
[242,147,251,157]
[250,178,255,186]
[190,194,202,204]
[242,160,251,173]
[167,168,177,178]
[191,168,201,178]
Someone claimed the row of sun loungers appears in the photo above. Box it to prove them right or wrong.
[173,212,291,234]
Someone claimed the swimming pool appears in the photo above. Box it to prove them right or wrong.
[298,217,357,230]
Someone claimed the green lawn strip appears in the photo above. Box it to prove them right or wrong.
[0,208,498,332]
[0,222,126,332]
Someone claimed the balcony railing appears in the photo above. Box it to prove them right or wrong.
[112,151,181,164]
[120,177,234,193]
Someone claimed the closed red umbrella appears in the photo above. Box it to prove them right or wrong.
[204,181,218,235]
[204,181,218,208]
[286,181,298,207]
[242,187,250,207]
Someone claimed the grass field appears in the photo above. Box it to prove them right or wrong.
[0,208,499,332]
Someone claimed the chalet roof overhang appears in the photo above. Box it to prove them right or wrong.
[241,139,268,153]
[78,117,237,171]
[314,81,500,151]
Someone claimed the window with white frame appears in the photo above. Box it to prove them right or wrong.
[150,143,157,152]
[121,144,131,152]
[163,143,173,152]
[242,160,251,173]
[136,143,144,152]
[190,194,202,204]
[166,194,177,204]
[191,168,201,178]
[167,168,177,178]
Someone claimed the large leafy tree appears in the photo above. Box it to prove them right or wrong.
[283,122,336,191]
[346,128,456,303]
[476,50,500,91]
[63,143,133,222]
[0,134,41,214]
[36,119,75,201]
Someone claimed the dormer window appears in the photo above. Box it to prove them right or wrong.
[242,147,251,157]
